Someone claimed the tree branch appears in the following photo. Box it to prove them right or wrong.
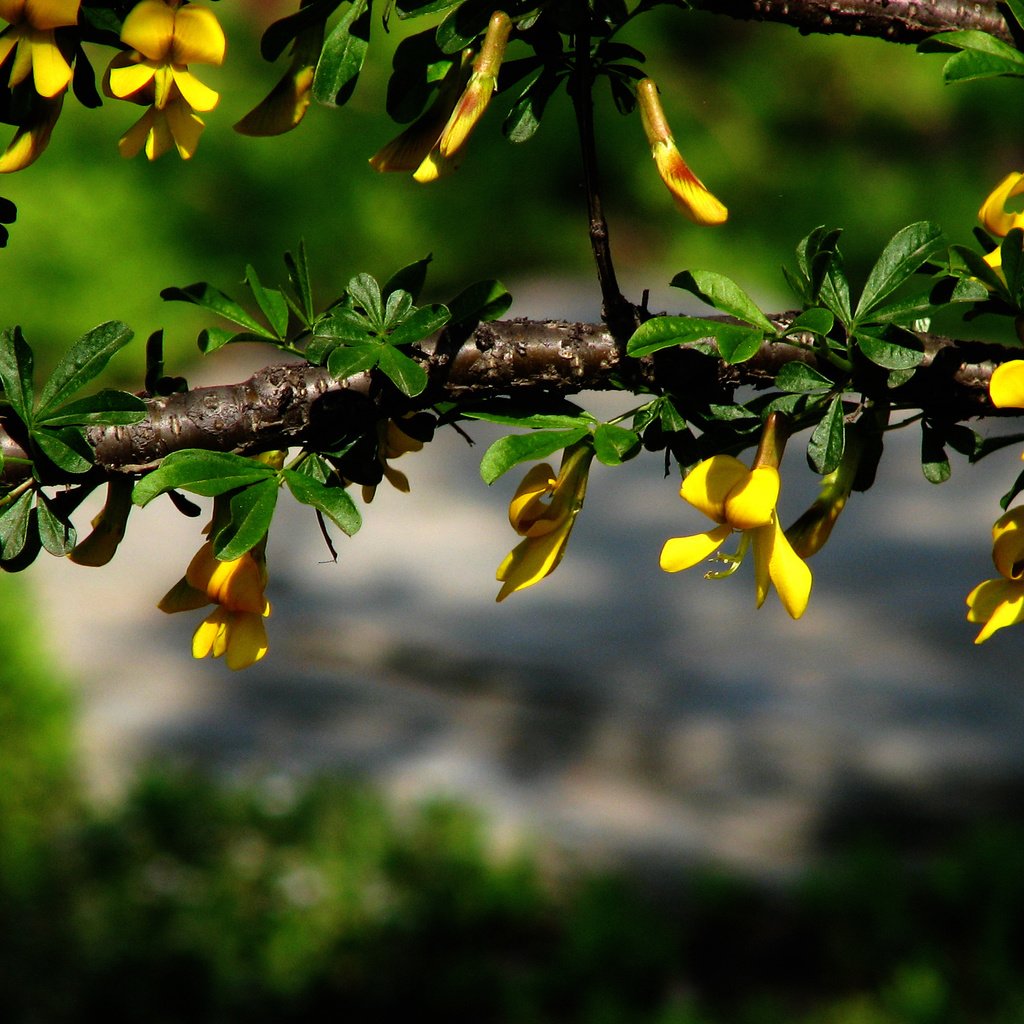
[0,317,1013,482]
[694,0,1012,44]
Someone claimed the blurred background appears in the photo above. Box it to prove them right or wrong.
[4,2,1024,1021]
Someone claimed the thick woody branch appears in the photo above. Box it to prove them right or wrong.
[0,317,1014,481]
[694,0,1012,44]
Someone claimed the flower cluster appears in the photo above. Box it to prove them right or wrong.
[369,10,510,182]
[105,0,225,160]
[159,540,271,670]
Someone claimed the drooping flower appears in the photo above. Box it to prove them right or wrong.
[0,89,62,171]
[989,358,1024,410]
[360,414,428,503]
[660,430,811,619]
[159,539,271,670]
[636,77,727,226]
[105,0,225,160]
[977,171,1024,273]
[496,442,594,602]
[966,507,1024,643]
[0,0,80,98]
[371,11,510,183]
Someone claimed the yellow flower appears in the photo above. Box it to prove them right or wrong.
[989,359,1024,410]
[660,454,812,618]
[159,539,271,670]
[977,171,1024,272]
[361,415,427,503]
[966,507,1024,643]
[636,77,727,226]
[105,0,225,160]
[0,0,79,98]
[496,443,594,602]
[0,89,61,171]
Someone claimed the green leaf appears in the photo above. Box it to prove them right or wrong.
[161,282,270,334]
[31,426,94,474]
[786,308,834,337]
[593,423,640,465]
[326,343,381,381]
[670,270,775,331]
[658,396,687,433]
[820,258,852,325]
[384,290,415,329]
[284,241,315,323]
[855,222,946,321]
[0,326,34,425]
[387,303,450,346]
[259,0,341,61]
[480,428,589,484]
[383,254,432,303]
[436,0,494,53]
[377,344,428,396]
[921,421,951,484]
[715,324,769,364]
[464,410,589,429]
[774,362,834,393]
[627,316,764,360]
[503,68,562,143]
[855,329,924,370]
[36,493,76,555]
[211,479,279,560]
[196,327,270,354]
[942,48,1024,81]
[807,396,845,475]
[245,265,290,338]
[346,272,384,328]
[284,470,362,536]
[1002,228,1024,305]
[315,308,378,345]
[132,450,276,507]
[0,488,34,559]
[446,280,513,327]
[396,0,462,18]
[312,0,371,106]
[35,389,146,427]
[793,226,843,305]
[865,287,944,326]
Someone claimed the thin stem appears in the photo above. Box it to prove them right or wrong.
[569,19,634,334]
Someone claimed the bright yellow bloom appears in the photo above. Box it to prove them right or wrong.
[105,0,225,160]
[159,540,271,670]
[660,454,811,618]
[496,443,594,602]
[0,0,79,98]
[966,507,1024,643]
[977,172,1024,272]
[636,77,727,226]
[989,359,1024,410]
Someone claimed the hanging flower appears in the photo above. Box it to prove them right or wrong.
[977,171,1024,273]
[360,414,428,503]
[660,416,811,618]
[636,77,727,226]
[159,539,271,670]
[0,0,80,98]
[989,358,1024,410]
[496,442,594,602]
[105,0,225,161]
[966,507,1024,643]
[0,89,62,171]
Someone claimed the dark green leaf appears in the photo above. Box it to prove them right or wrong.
[627,316,764,359]
[284,470,362,536]
[245,265,290,338]
[786,308,834,336]
[436,0,494,53]
[774,362,834,393]
[855,329,924,370]
[0,326,34,424]
[312,0,371,107]
[132,450,276,507]
[31,426,94,474]
[260,0,341,61]
[0,488,33,559]
[504,68,562,143]
[807,396,845,475]
[346,272,384,327]
[197,327,270,354]
[36,493,76,555]
[383,254,432,303]
[670,270,775,331]
[384,290,415,328]
[658,396,687,433]
[855,222,946,321]
[284,241,315,323]
[921,422,951,484]
[593,423,640,465]
[820,259,852,325]
[446,280,512,327]
[942,47,1024,83]
[211,479,279,560]
[464,410,589,429]
[480,428,589,484]
[326,343,381,381]
[396,0,462,19]
[387,303,450,346]
[866,288,944,325]
[315,308,377,345]
[161,282,269,334]
[377,345,428,396]
[35,389,146,427]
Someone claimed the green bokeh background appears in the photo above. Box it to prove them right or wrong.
[4,4,1024,1020]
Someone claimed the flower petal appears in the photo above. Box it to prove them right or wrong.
[680,455,748,522]
[172,3,225,66]
[495,518,572,601]
[724,465,779,530]
[164,96,204,158]
[992,506,1024,579]
[659,523,731,572]
[765,515,812,619]
[120,0,174,62]
[107,58,156,99]
[508,462,557,535]
[978,171,1024,238]
[966,577,1024,643]
[990,359,1024,410]
[652,140,728,226]
[170,64,218,112]
[29,29,70,96]
[224,610,269,670]
[25,0,78,31]
[192,606,228,659]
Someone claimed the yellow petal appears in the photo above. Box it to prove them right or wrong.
[164,96,203,157]
[990,359,1024,409]
[508,462,557,535]
[170,64,218,111]
[992,506,1024,579]
[659,523,731,572]
[978,171,1024,238]
[763,515,812,619]
[171,3,225,66]
[8,31,30,87]
[723,465,779,530]
[192,606,228,658]
[107,58,156,99]
[680,455,748,523]
[495,519,572,602]
[966,577,1024,642]
[412,145,460,182]
[24,0,78,31]
[28,30,70,96]
[0,90,61,171]
[437,73,494,158]
[120,0,174,62]
[234,63,313,137]
[224,611,269,669]
[651,139,728,226]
